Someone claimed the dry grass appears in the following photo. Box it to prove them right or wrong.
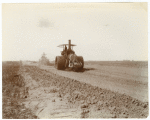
[2,61,37,119]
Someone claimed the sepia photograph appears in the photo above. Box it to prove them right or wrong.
[2,2,148,118]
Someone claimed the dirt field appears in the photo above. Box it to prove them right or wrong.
[2,61,148,118]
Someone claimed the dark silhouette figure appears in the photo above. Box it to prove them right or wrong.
[65,45,67,54]
[64,45,68,68]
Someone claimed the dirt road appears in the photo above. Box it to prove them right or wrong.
[38,63,148,102]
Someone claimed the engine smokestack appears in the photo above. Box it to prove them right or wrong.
[68,40,71,50]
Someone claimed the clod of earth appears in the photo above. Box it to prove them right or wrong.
[81,103,89,108]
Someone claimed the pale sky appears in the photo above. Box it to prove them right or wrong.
[2,3,148,61]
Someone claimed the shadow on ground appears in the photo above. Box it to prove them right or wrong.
[65,67,96,72]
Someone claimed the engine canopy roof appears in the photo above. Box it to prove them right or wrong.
[57,44,76,48]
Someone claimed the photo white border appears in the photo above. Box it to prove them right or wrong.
[0,0,149,120]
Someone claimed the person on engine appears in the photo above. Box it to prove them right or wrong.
[65,45,67,54]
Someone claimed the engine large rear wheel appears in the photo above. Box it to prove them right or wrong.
[55,56,66,70]
[77,56,84,69]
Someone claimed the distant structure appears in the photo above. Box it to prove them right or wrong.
[39,52,50,65]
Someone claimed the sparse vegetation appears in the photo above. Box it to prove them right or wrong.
[2,61,37,119]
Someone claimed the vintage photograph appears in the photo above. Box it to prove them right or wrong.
[2,2,148,118]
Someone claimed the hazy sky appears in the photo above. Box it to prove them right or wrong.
[2,3,148,61]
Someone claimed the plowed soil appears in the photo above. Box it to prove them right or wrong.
[2,61,148,118]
